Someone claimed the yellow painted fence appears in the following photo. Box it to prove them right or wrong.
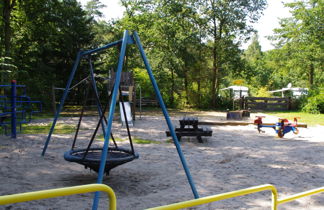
[0,184,116,210]
[0,183,323,209]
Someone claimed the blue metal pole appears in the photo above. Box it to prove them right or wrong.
[11,80,17,139]
[82,40,122,56]
[92,30,130,210]
[133,31,200,199]
[41,52,83,156]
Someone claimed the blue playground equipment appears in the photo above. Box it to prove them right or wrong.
[0,80,42,138]
[41,30,199,210]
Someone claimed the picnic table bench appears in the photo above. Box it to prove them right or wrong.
[166,116,212,143]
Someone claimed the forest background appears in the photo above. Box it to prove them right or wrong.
[0,0,323,113]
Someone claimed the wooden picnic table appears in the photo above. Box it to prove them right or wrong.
[166,116,212,143]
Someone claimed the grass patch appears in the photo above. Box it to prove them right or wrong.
[265,111,324,126]
[96,135,161,144]
[96,135,124,142]
[133,137,161,144]
[33,111,97,119]
[166,139,174,143]
[22,123,76,134]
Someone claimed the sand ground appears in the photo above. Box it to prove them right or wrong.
[0,111,323,210]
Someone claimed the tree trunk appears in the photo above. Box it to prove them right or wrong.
[308,63,314,87]
[212,18,225,108]
[3,0,16,56]
[170,67,175,107]
[211,16,218,107]
[184,68,189,105]
[197,68,201,107]
[211,44,217,107]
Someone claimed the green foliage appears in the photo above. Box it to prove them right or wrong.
[0,56,18,81]
[0,0,94,110]
[133,67,155,99]
[118,0,266,108]
[302,87,324,114]
[271,0,323,89]
[84,0,106,19]
[273,0,324,113]
[242,0,323,114]
[255,87,272,97]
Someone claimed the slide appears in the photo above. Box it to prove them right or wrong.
[119,102,133,126]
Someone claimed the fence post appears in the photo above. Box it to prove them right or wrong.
[288,97,291,110]
[240,96,244,109]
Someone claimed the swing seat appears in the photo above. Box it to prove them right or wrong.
[64,147,139,175]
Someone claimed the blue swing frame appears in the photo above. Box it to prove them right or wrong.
[41,30,199,209]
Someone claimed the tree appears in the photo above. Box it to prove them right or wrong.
[119,0,204,107]
[3,0,94,108]
[243,33,271,90]
[272,0,323,88]
[199,0,267,106]
[84,0,106,19]
[270,0,324,113]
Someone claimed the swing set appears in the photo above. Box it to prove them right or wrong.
[41,30,199,209]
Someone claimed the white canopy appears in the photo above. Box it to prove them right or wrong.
[269,87,308,93]
[221,85,249,91]
[221,85,249,99]
[269,87,308,97]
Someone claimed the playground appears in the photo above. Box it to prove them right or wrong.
[1,0,323,208]
[1,111,323,209]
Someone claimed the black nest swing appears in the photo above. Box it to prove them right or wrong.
[63,68,138,175]
[64,147,139,174]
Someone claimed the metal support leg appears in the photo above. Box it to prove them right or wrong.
[92,30,130,210]
[42,52,83,156]
[133,32,199,199]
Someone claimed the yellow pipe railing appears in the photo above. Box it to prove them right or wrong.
[147,184,278,210]
[1,183,323,210]
[278,186,324,205]
[147,185,324,210]
[0,184,116,210]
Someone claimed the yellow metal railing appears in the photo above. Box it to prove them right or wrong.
[0,184,116,210]
[1,183,323,210]
[147,185,324,210]
[147,184,278,210]
[278,186,324,205]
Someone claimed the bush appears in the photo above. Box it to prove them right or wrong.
[255,87,272,97]
[290,95,307,110]
[302,88,324,114]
